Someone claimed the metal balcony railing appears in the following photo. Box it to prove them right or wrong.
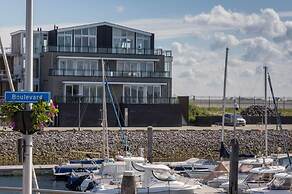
[53,96,178,104]
[122,97,178,104]
[49,69,171,78]
[43,46,172,57]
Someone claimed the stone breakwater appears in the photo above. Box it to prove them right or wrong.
[0,129,291,165]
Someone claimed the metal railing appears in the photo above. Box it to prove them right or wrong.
[122,97,178,104]
[49,69,171,78]
[53,96,178,104]
[192,96,292,109]
[44,46,172,57]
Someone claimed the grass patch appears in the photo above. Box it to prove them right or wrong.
[189,103,292,122]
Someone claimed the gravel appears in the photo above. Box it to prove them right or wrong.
[0,129,291,165]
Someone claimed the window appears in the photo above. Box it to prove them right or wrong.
[116,60,154,77]
[131,86,137,103]
[112,28,135,54]
[123,85,161,104]
[75,37,81,52]
[57,59,98,76]
[57,31,72,52]
[136,33,151,54]
[74,27,96,53]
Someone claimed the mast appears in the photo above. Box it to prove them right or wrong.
[0,36,15,91]
[102,58,109,160]
[221,48,229,142]
[264,66,268,157]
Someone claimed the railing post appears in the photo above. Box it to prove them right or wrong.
[253,96,256,105]
[208,96,211,109]
[238,96,241,109]
[283,97,285,110]
[121,171,136,194]
[147,126,153,163]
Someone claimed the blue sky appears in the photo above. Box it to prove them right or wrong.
[1,0,292,96]
[1,0,292,26]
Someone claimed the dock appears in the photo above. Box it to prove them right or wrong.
[0,164,55,176]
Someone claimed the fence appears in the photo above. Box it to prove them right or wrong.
[191,96,292,109]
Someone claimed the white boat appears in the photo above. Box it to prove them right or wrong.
[220,166,286,193]
[169,158,218,177]
[239,158,274,173]
[87,162,224,194]
[246,172,292,193]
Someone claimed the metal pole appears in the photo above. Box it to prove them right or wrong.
[221,48,229,142]
[101,59,109,160]
[233,98,237,137]
[229,139,239,194]
[23,1,33,194]
[0,36,15,91]
[264,66,268,157]
[78,96,81,130]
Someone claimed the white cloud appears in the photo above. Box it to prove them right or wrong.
[184,5,287,38]
[210,33,240,50]
[116,5,125,13]
[279,11,292,18]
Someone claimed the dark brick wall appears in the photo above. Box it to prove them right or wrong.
[120,104,183,127]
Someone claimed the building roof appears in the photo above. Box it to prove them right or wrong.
[10,30,48,36]
[56,21,153,36]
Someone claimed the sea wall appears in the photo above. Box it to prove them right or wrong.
[0,129,292,165]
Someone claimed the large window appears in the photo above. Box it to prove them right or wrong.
[58,59,98,76]
[64,84,102,103]
[136,33,151,54]
[117,60,154,77]
[113,28,135,54]
[123,85,161,104]
[74,27,97,52]
[57,31,72,52]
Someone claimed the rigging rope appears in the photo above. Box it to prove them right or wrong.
[104,79,128,151]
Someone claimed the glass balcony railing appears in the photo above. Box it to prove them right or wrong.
[49,69,171,78]
[43,46,172,56]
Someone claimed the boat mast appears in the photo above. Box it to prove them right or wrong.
[264,66,268,157]
[221,48,229,142]
[102,58,109,160]
[0,36,15,91]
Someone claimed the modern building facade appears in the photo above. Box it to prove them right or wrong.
[9,22,188,127]
[11,22,173,105]
[0,53,17,96]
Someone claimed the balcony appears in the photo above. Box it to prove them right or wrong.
[49,69,171,78]
[53,96,178,104]
[43,46,172,56]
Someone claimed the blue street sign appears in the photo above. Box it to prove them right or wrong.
[4,91,51,103]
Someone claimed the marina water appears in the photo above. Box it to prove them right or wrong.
[0,175,67,194]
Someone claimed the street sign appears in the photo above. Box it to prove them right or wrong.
[4,91,51,103]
